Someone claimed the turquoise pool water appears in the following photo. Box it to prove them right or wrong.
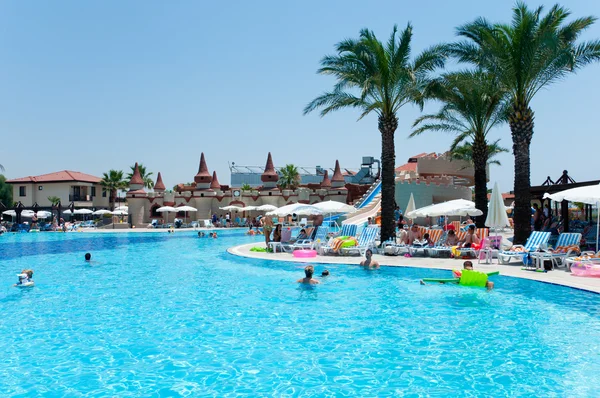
[1,231,600,397]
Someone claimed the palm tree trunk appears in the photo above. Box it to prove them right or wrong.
[110,189,117,211]
[471,136,489,229]
[509,103,534,244]
[379,114,398,243]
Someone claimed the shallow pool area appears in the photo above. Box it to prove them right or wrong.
[1,231,600,396]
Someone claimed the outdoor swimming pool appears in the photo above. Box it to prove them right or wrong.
[1,230,600,396]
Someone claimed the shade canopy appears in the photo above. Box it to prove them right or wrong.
[156,206,178,213]
[407,199,483,218]
[220,205,244,211]
[255,204,278,212]
[405,193,416,217]
[74,209,94,215]
[486,182,511,229]
[2,210,16,217]
[176,206,197,212]
[242,206,257,211]
[93,209,112,216]
[111,209,128,215]
[543,184,600,205]
[312,201,356,214]
[114,206,128,211]
[266,203,323,217]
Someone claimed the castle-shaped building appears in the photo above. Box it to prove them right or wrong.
[126,153,348,227]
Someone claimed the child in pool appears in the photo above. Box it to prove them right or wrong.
[421,261,494,290]
[14,269,34,287]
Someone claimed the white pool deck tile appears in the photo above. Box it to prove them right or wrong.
[228,243,600,294]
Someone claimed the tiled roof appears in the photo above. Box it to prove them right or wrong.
[210,171,221,189]
[395,163,417,172]
[194,152,212,183]
[261,152,278,183]
[331,160,344,182]
[154,172,166,191]
[320,170,331,188]
[6,170,101,184]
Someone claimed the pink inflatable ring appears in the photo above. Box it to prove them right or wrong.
[293,250,317,258]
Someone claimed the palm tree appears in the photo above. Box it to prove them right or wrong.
[241,183,252,191]
[448,2,600,243]
[278,164,301,190]
[411,71,508,227]
[100,170,127,210]
[126,163,154,189]
[47,196,61,206]
[449,140,508,167]
[304,24,446,242]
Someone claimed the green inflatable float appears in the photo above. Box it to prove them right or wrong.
[422,270,499,287]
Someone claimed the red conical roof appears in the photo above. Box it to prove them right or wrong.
[130,162,144,185]
[261,152,279,183]
[154,172,165,191]
[210,171,221,189]
[194,153,212,184]
[320,170,331,188]
[331,160,344,182]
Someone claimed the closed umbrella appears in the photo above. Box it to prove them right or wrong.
[405,193,416,220]
[544,183,600,251]
[486,182,511,234]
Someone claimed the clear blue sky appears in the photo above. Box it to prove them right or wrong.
[1,0,599,193]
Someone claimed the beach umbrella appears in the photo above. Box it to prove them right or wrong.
[220,205,244,212]
[255,204,278,212]
[407,199,482,218]
[157,206,178,225]
[2,210,16,218]
[114,206,128,212]
[405,193,416,219]
[313,201,356,214]
[92,209,112,216]
[176,205,197,225]
[111,209,128,215]
[74,209,93,215]
[62,209,73,215]
[266,203,323,217]
[485,182,511,234]
[544,183,600,251]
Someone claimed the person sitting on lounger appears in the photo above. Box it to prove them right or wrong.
[445,230,459,246]
[297,265,320,285]
[460,225,480,248]
[360,249,380,269]
[406,224,422,245]
[295,228,309,241]
[273,224,282,243]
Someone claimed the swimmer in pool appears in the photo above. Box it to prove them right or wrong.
[360,249,380,269]
[14,269,34,287]
[420,261,494,290]
[85,253,92,261]
[297,265,320,285]
[321,270,330,277]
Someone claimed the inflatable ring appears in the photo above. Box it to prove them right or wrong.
[293,250,317,258]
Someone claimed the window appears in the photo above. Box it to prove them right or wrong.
[38,186,43,191]
[91,187,96,197]
[19,186,26,197]
[102,189,107,198]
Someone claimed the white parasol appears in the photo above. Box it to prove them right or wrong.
[485,182,511,233]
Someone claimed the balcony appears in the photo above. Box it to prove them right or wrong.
[69,194,92,202]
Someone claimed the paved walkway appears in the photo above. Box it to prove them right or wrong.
[228,243,600,294]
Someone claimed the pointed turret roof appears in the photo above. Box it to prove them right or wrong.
[320,170,331,188]
[331,160,344,182]
[154,172,165,192]
[129,162,144,185]
[194,152,212,184]
[261,152,279,183]
[210,171,221,189]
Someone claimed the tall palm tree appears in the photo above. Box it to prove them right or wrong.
[126,163,154,189]
[304,24,446,242]
[448,2,600,243]
[100,170,127,210]
[278,164,301,190]
[411,71,508,227]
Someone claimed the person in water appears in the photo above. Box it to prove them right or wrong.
[14,269,34,287]
[85,253,92,261]
[297,265,320,285]
[421,261,494,290]
[360,249,380,269]
[321,270,330,277]
[212,231,218,239]
[198,231,205,237]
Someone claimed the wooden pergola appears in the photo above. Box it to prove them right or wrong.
[529,170,599,232]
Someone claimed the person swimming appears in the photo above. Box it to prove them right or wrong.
[297,265,320,285]
[14,269,34,287]
[198,231,205,237]
[85,253,91,261]
[321,270,330,277]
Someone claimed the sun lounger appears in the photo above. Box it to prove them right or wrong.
[341,226,379,256]
[498,231,551,265]
[292,226,329,250]
[269,228,294,253]
[320,224,359,255]
[531,232,582,270]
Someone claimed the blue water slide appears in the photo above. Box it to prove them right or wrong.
[357,181,382,209]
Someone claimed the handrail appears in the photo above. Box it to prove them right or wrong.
[355,180,381,209]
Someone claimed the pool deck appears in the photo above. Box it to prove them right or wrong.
[228,243,600,294]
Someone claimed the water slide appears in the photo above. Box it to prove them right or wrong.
[344,181,382,225]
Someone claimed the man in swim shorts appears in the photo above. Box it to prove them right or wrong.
[360,249,380,269]
[297,265,320,285]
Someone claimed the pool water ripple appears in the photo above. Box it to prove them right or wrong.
[1,231,600,396]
